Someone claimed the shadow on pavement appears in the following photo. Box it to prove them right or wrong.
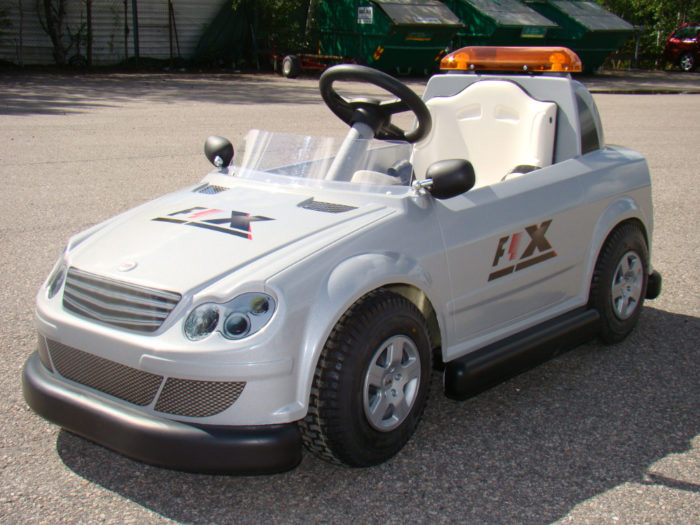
[0,73,324,116]
[4,69,697,116]
[56,306,699,523]
[578,69,700,94]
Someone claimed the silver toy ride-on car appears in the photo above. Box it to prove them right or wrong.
[23,47,662,474]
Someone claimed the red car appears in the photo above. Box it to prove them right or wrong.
[664,23,700,72]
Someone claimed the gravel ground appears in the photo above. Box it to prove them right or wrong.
[0,71,698,524]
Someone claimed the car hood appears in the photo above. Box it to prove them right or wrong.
[66,183,392,294]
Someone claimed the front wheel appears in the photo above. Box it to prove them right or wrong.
[589,223,649,344]
[300,290,432,467]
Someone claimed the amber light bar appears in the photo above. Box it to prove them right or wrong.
[440,46,583,73]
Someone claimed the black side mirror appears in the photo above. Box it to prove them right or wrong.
[420,159,475,199]
[204,135,234,169]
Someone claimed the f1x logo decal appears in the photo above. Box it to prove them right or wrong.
[488,220,557,281]
[152,207,273,240]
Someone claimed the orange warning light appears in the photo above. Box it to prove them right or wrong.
[440,46,583,73]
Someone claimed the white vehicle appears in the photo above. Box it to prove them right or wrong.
[23,47,661,474]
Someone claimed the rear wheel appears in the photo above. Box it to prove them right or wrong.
[300,290,431,466]
[589,223,648,344]
[281,55,301,78]
[680,52,696,72]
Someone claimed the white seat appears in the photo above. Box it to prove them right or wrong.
[412,80,557,188]
[351,170,402,185]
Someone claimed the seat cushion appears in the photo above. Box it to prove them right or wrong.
[351,170,403,185]
[412,80,557,188]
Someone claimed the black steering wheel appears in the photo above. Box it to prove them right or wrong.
[319,65,432,143]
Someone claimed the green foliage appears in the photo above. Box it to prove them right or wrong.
[595,0,700,65]
[232,0,314,53]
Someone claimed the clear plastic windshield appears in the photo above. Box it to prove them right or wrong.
[233,129,414,193]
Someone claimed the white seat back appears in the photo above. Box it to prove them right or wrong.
[412,80,557,188]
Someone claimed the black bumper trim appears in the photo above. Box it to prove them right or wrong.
[646,270,662,300]
[22,352,302,475]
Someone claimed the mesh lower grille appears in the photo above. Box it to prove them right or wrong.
[46,338,245,417]
[47,339,163,406]
[155,378,246,417]
[37,335,53,371]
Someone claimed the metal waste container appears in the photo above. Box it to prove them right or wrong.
[443,0,557,47]
[525,0,633,72]
[316,0,463,75]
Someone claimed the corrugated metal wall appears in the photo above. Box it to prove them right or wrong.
[0,0,224,66]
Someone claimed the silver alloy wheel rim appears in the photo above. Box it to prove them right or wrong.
[363,335,421,432]
[611,250,643,320]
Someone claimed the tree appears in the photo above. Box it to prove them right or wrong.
[37,0,69,65]
[36,0,88,66]
[232,0,313,53]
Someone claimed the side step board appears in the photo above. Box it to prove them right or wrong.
[444,307,600,401]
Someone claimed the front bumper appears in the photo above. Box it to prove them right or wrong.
[22,352,302,474]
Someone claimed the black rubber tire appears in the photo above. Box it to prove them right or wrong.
[589,222,649,344]
[272,55,281,74]
[679,52,696,72]
[282,55,301,78]
[300,290,432,467]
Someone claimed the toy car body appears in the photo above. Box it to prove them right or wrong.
[23,47,661,474]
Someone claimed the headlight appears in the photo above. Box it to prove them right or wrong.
[184,292,276,341]
[46,262,67,299]
[223,313,250,338]
[184,304,220,341]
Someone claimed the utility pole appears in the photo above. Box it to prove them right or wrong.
[86,0,92,66]
[131,0,139,62]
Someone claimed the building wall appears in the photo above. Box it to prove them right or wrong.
[0,0,224,66]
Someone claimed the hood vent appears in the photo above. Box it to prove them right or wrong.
[194,184,228,195]
[298,198,357,214]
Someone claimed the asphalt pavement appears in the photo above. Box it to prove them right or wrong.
[579,69,700,94]
[0,69,698,524]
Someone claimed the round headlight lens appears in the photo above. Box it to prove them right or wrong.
[223,312,250,339]
[250,296,270,315]
[184,304,219,341]
[47,264,67,299]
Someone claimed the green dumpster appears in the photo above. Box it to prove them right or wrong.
[443,0,558,47]
[524,0,634,72]
[316,0,463,75]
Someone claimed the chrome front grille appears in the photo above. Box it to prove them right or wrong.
[47,339,163,406]
[63,267,181,333]
[44,338,246,418]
